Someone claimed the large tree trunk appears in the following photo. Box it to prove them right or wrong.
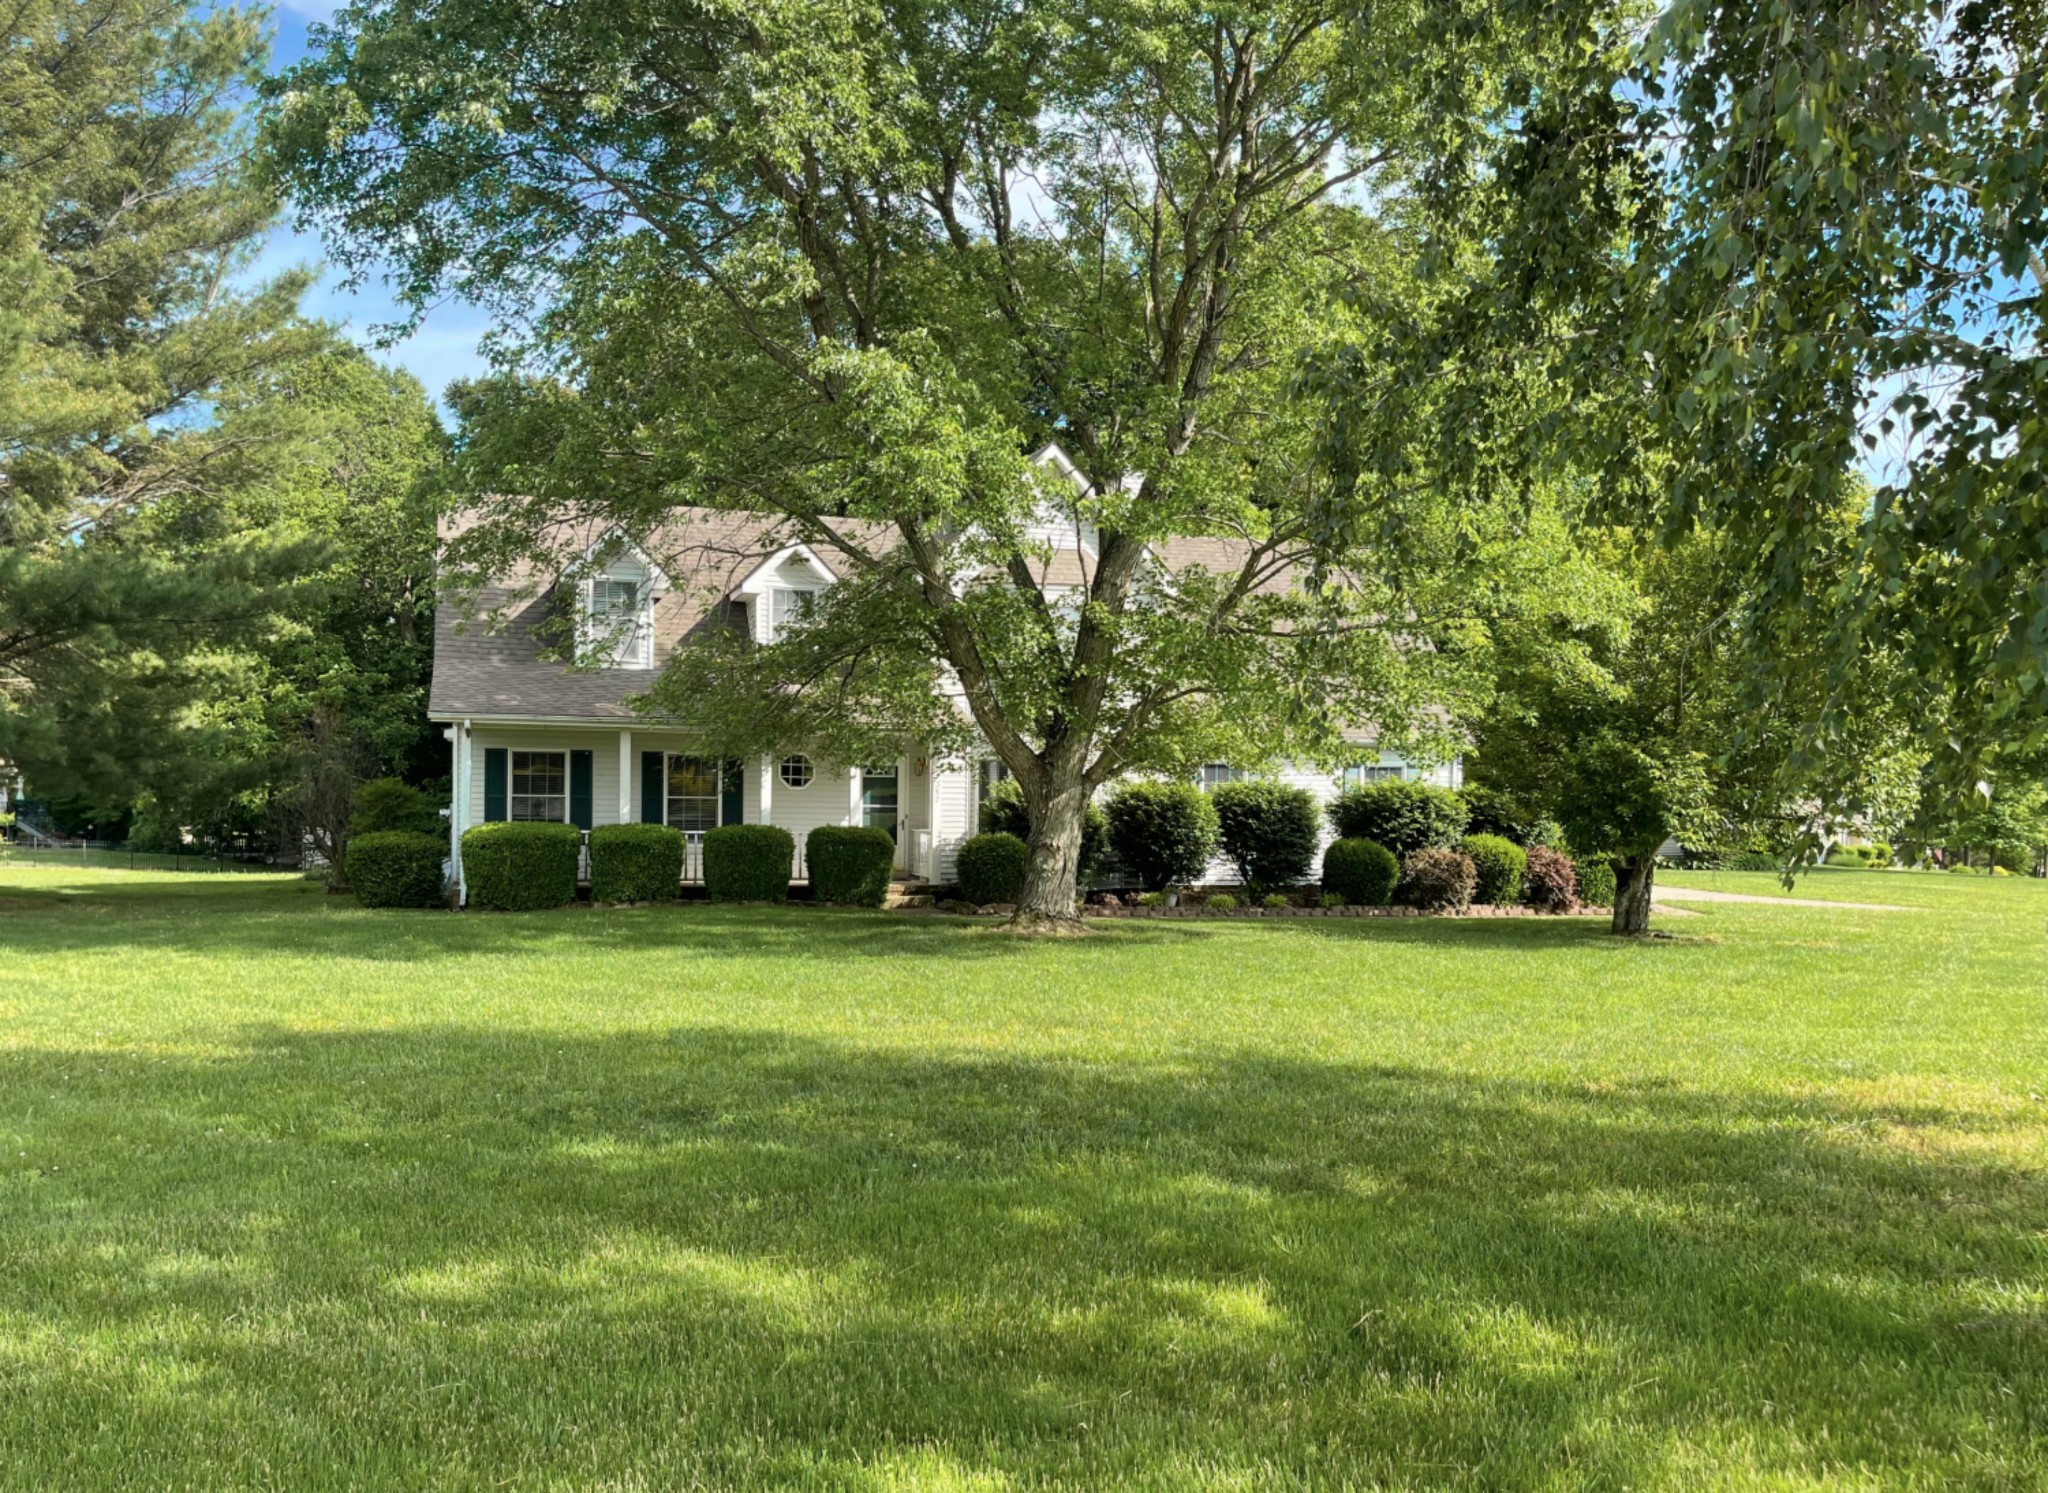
[1610,855,1654,934]
[1010,767,1091,933]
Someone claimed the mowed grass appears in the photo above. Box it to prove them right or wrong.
[0,857,2043,1490]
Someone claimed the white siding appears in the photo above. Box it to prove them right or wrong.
[929,756,975,881]
[761,752,854,870]
[466,726,625,827]
[1198,755,1462,887]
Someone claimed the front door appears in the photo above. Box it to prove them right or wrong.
[861,765,899,846]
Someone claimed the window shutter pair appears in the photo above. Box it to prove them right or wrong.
[484,747,591,825]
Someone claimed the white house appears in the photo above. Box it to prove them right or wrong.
[431,446,1458,901]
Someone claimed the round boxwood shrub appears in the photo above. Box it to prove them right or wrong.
[980,778,1109,877]
[588,822,684,903]
[1459,833,1527,906]
[1326,779,1469,855]
[462,821,581,911]
[1321,836,1400,906]
[348,831,446,909]
[1104,781,1220,891]
[705,824,794,902]
[1211,780,1320,895]
[955,831,1028,905]
[808,825,897,907]
[1574,855,1618,908]
[1399,848,1478,912]
[1522,845,1579,912]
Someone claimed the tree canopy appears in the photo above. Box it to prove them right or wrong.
[2,0,443,831]
[268,0,1594,922]
[1351,0,2048,797]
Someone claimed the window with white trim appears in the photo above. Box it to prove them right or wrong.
[579,573,652,667]
[1198,763,1247,791]
[665,756,720,833]
[778,754,813,789]
[768,586,818,641]
[510,751,568,821]
[1342,763,1406,789]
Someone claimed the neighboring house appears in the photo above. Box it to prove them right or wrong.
[430,445,1457,902]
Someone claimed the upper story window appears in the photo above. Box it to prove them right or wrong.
[1198,764,1247,791]
[768,586,819,642]
[578,572,652,668]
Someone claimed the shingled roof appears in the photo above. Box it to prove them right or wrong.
[427,505,1292,722]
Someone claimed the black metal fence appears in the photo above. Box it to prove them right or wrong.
[0,841,285,874]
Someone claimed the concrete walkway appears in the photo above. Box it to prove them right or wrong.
[1652,885,1916,912]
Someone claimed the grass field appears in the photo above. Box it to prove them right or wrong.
[1,858,2043,1489]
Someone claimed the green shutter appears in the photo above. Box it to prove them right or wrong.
[483,748,507,822]
[641,751,665,824]
[569,750,594,829]
[722,759,744,825]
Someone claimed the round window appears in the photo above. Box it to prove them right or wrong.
[778,754,813,789]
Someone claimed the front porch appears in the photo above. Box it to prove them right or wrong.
[447,720,977,903]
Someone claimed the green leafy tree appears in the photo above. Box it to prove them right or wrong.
[137,345,445,875]
[266,0,1588,928]
[1470,519,1925,930]
[1,0,333,809]
[1354,0,2048,803]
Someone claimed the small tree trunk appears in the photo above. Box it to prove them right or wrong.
[1010,770,1090,934]
[1610,855,1654,934]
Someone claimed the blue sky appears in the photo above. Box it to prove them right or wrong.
[259,1,494,414]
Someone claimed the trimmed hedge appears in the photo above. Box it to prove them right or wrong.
[347,831,446,909]
[1460,833,1527,906]
[1211,780,1320,894]
[705,824,793,902]
[980,778,1110,877]
[461,821,580,911]
[588,823,684,903]
[1321,836,1400,906]
[1104,781,1220,891]
[1522,845,1579,912]
[1326,780,1468,855]
[1399,848,1478,912]
[956,832,1028,905]
[1574,855,1617,908]
[809,825,897,907]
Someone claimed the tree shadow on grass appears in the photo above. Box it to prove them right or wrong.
[4,874,1642,967]
[1,1025,2041,1487]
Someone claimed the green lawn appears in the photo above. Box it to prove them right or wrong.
[1,859,2043,1489]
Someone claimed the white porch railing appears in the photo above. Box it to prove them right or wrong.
[577,827,809,885]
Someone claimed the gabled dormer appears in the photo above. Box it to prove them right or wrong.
[568,531,669,669]
[729,541,835,644]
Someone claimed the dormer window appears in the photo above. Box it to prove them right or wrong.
[578,571,652,667]
[767,585,818,642]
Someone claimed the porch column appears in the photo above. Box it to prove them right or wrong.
[617,729,634,823]
[758,753,775,826]
[451,718,471,905]
[847,765,862,827]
